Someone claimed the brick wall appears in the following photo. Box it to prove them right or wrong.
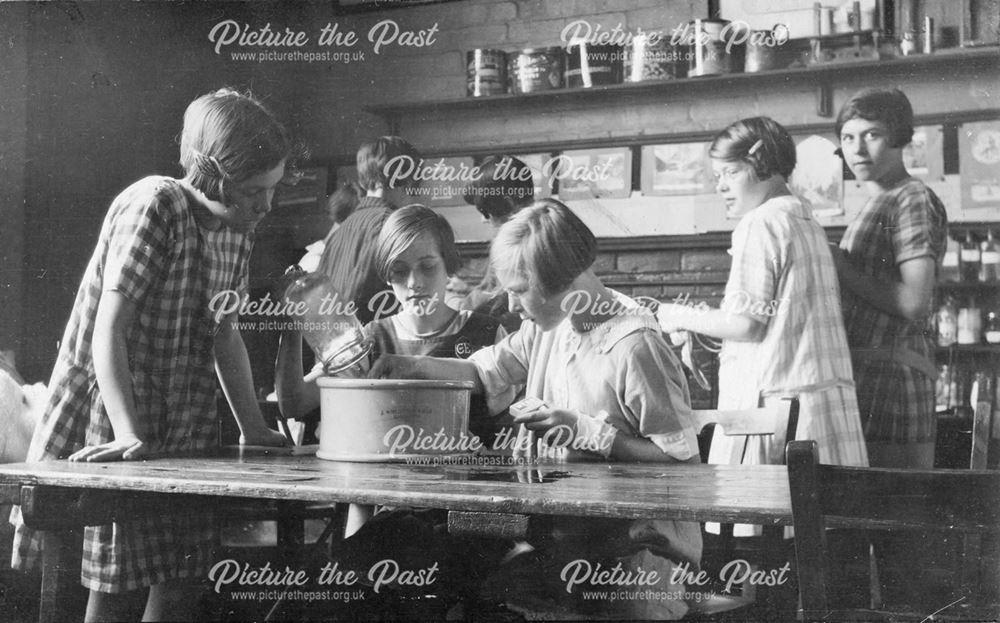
[0,4,28,357]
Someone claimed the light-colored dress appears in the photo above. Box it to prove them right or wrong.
[714,195,868,471]
[469,290,702,620]
[10,177,251,593]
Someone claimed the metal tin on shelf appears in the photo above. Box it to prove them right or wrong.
[564,38,623,88]
[689,19,746,77]
[509,47,564,94]
[466,48,507,97]
[624,33,687,82]
[744,24,791,72]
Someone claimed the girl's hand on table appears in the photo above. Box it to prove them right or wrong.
[239,427,289,447]
[512,407,579,433]
[68,434,147,462]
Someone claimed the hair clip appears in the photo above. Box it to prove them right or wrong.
[747,139,764,156]
[193,151,229,180]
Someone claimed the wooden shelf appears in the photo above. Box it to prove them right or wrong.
[937,281,1000,290]
[366,47,999,124]
[936,344,1000,355]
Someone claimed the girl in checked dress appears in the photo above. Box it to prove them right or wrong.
[10,88,290,621]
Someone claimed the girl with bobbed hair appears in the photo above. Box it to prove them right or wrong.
[832,88,947,469]
[369,198,702,619]
[459,155,537,332]
[10,87,290,621]
[659,116,867,485]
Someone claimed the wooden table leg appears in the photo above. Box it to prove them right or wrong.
[39,529,85,623]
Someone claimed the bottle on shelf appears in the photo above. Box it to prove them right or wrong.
[937,294,958,347]
[961,231,981,282]
[985,311,1000,344]
[949,365,963,410]
[936,364,952,412]
[957,297,983,345]
[940,234,961,282]
[980,230,999,282]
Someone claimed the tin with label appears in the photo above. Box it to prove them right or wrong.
[689,19,746,77]
[625,33,687,82]
[564,39,622,88]
[467,49,507,97]
[509,47,564,94]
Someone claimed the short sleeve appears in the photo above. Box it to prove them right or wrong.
[892,183,945,265]
[468,323,534,415]
[235,236,253,299]
[722,214,782,321]
[620,333,699,461]
[102,194,175,304]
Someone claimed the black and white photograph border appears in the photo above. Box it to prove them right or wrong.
[1,1,998,622]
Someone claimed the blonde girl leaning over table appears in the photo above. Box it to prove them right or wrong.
[369,199,702,620]
[657,117,868,487]
[10,88,290,622]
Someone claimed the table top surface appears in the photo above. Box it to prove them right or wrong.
[0,449,792,525]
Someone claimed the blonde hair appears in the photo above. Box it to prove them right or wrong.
[491,199,596,297]
[179,88,291,203]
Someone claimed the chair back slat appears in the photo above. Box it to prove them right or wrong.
[692,397,799,438]
[787,440,1000,620]
[786,440,829,614]
[971,374,994,470]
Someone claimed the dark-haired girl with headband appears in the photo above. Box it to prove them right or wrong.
[10,88,290,621]
[658,117,868,497]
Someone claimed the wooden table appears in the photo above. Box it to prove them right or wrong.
[0,450,792,621]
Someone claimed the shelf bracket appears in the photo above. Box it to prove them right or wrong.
[816,81,833,118]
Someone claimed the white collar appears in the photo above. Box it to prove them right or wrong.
[568,290,659,354]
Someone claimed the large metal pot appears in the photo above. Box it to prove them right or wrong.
[315,378,475,462]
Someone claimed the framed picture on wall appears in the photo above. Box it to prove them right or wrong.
[555,147,632,200]
[960,120,1000,213]
[511,153,554,199]
[639,142,714,197]
[274,166,328,214]
[903,125,945,180]
[415,156,476,208]
[789,134,843,218]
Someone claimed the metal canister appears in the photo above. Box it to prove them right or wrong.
[923,16,935,54]
[624,33,687,82]
[744,24,790,73]
[564,38,622,88]
[689,19,745,77]
[466,49,507,97]
[508,47,564,94]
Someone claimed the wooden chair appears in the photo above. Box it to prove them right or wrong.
[787,439,1000,622]
[691,397,800,464]
[970,372,998,470]
[685,397,800,618]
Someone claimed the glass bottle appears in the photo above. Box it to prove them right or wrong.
[980,230,999,282]
[940,235,960,282]
[935,364,951,411]
[957,297,982,345]
[961,231,981,282]
[985,311,1000,344]
[937,295,958,347]
[282,271,373,376]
